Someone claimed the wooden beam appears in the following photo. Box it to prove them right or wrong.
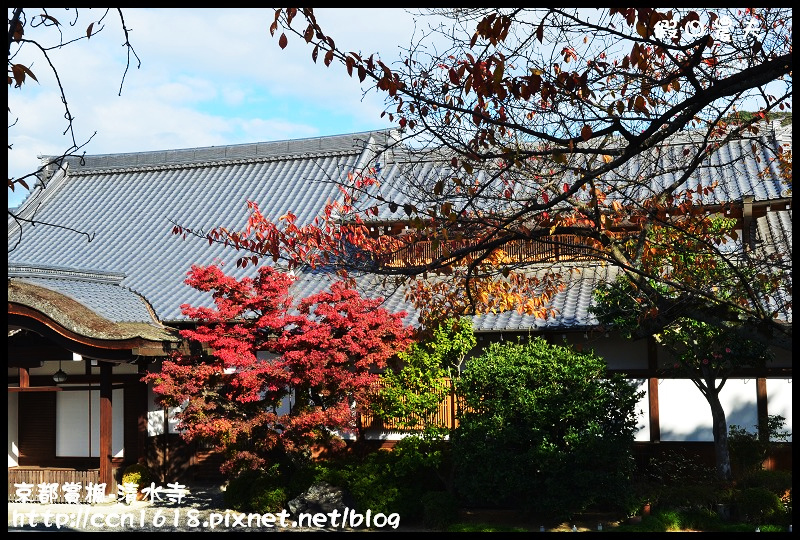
[7,386,63,392]
[8,345,73,364]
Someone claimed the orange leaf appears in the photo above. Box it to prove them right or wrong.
[11,64,38,87]
[580,124,592,141]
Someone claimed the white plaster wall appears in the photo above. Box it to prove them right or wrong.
[8,392,19,467]
[630,379,650,442]
[146,383,186,435]
[659,378,759,441]
[767,378,793,441]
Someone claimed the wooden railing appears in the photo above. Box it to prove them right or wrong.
[8,468,107,503]
[385,235,603,267]
[359,378,468,432]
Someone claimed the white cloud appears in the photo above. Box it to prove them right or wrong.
[8,8,444,208]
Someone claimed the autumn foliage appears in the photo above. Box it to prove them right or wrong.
[144,264,413,474]
[169,8,791,350]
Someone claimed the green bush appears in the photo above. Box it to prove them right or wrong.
[340,448,428,520]
[735,487,786,524]
[657,483,720,512]
[421,491,460,530]
[224,465,288,514]
[452,337,642,519]
[643,449,717,485]
[728,415,790,476]
[737,469,792,494]
[296,436,451,524]
[120,463,153,490]
[250,486,288,514]
[735,469,792,524]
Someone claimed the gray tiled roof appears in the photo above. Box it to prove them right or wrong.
[362,126,791,223]
[290,262,618,332]
[9,131,395,322]
[8,129,792,331]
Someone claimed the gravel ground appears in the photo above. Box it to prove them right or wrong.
[8,483,410,533]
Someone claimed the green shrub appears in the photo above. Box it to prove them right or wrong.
[224,465,287,514]
[729,415,790,476]
[250,486,288,514]
[342,449,425,520]
[300,437,451,524]
[654,509,684,531]
[737,469,792,495]
[734,470,792,524]
[643,449,717,485]
[452,337,642,519]
[735,487,786,524]
[657,483,720,512]
[120,463,153,490]
[421,491,460,530]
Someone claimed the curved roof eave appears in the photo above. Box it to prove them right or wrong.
[8,278,180,345]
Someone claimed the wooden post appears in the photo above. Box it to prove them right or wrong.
[756,378,770,469]
[647,336,661,443]
[99,361,113,495]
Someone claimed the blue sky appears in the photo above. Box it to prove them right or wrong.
[8,8,439,208]
[9,9,789,210]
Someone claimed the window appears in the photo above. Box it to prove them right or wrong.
[55,387,124,458]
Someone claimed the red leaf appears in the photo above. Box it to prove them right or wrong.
[278,33,288,49]
[449,68,460,85]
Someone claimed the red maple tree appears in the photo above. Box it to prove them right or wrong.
[144,264,413,474]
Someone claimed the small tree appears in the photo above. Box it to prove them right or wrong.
[592,214,776,483]
[371,317,476,439]
[451,336,642,518]
[369,317,477,495]
[144,264,413,475]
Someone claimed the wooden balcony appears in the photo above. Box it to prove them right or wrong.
[384,235,603,268]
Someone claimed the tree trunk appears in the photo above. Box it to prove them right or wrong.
[705,387,733,482]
